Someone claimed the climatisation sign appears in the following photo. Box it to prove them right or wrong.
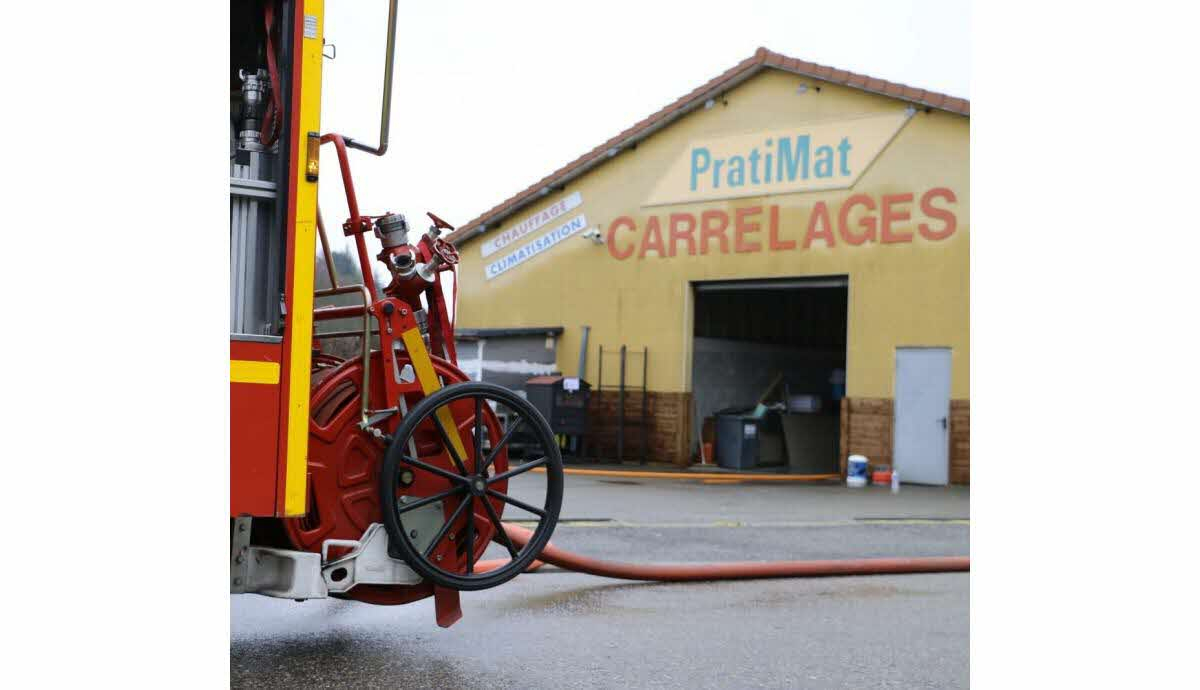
[644,111,912,206]
[481,191,583,258]
[485,213,588,280]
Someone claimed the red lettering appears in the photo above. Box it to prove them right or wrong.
[638,216,666,258]
[919,188,957,240]
[734,206,763,253]
[700,210,730,255]
[881,193,914,243]
[607,216,637,260]
[803,201,836,248]
[768,205,795,250]
[668,213,697,257]
[838,194,876,245]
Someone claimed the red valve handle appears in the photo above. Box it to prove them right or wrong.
[433,238,460,266]
[426,211,455,231]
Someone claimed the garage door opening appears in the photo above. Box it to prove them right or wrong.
[691,277,848,473]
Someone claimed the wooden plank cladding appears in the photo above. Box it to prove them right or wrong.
[949,400,970,484]
[840,398,895,475]
[839,397,970,485]
[586,391,692,466]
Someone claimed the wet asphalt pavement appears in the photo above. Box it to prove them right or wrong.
[232,474,969,689]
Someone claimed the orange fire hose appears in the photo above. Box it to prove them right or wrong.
[478,523,968,581]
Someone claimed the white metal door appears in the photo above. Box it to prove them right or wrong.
[893,348,951,485]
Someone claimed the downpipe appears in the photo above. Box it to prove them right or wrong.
[480,523,968,581]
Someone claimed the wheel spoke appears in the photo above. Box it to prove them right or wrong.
[423,495,471,559]
[485,488,546,518]
[481,496,520,559]
[396,485,464,514]
[487,456,547,485]
[481,418,523,475]
[401,455,469,485]
[474,396,484,471]
[464,496,475,574]
[431,410,471,476]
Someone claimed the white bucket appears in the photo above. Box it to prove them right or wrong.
[847,454,869,488]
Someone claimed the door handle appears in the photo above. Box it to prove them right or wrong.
[939,417,948,430]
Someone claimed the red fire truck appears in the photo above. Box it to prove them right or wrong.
[229,0,564,628]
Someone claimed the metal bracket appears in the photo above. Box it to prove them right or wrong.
[321,523,423,593]
[242,547,328,600]
[232,517,327,600]
[230,516,253,593]
[231,520,425,600]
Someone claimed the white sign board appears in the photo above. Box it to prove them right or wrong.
[563,377,580,392]
[484,214,587,281]
[481,191,583,258]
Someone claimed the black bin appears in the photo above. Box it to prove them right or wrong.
[716,413,760,470]
[525,376,591,435]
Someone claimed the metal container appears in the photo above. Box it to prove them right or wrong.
[525,375,591,436]
[716,413,760,470]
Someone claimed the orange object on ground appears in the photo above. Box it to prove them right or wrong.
[532,466,839,482]
[872,469,893,485]
[494,523,969,582]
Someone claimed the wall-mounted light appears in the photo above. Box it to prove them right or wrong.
[797,83,808,94]
[580,227,604,244]
[704,98,715,109]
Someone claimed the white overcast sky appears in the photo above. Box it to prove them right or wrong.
[317,0,969,255]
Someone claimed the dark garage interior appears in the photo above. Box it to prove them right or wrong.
[691,277,848,473]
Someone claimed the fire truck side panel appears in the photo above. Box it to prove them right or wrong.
[231,339,284,516]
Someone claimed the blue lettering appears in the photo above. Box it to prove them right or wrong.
[814,145,833,178]
[727,155,745,187]
[690,147,712,191]
[776,135,810,181]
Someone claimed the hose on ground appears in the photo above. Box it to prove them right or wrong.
[478,522,968,581]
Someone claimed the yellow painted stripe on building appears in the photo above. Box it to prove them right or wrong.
[230,360,281,385]
[401,326,470,463]
[282,0,325,517]
[531,466,843,482]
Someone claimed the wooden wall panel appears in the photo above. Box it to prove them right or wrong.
[838,397,970,485]
[587,391,692,466]
[949,399,970,484]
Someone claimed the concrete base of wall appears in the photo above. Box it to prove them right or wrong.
[839,397,970,485]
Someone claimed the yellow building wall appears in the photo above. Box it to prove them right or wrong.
[456,69,969,400]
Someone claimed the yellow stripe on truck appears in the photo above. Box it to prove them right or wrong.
[401,326,470,463]
[282,0,325,517]
[231,360,281,385]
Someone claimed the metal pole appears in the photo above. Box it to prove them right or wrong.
[618,345,626,464]
[316,206,339,288]
[345,0,399,157]
[641,347,648,465]
[596,344,603,462]
[577,325,590,379]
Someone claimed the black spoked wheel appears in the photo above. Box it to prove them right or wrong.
[379,381,564,591]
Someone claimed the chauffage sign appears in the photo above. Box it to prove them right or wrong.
[644,110,911,206]
[607,188,958,260]
[481,191,583,258]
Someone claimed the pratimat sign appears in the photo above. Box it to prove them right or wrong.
[607,188,958,260]
[644,110,911,206]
